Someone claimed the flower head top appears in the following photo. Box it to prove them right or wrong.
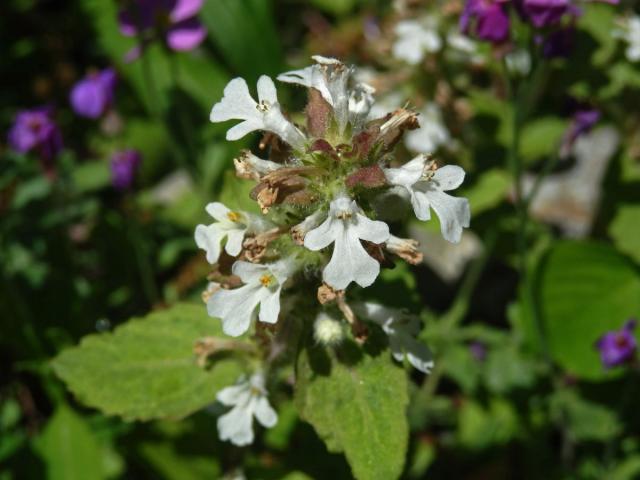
[384,155,470,243]
[8,107,63,163]
[277,56,375,137]
[216,372,277,446]
[356,302,434,373]
[118,0,207,59]
[596,319,637,369]
[210,75,307,150]
[392,17,443,65]
[70,68,117,119]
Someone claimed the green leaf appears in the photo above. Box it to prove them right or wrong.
[200,0,283,81]
[609,204,640,265]
[458,398,519,450]
[537,241,640,380]
[138,442,221,480]
[550,390,622,442]
[310,0,358,16]
[462,169,510,216]
[295,343,409,480]
[483,344,537,394]
[520,117,566,164]
[52,303,245,421]
[34,405,106,480]
[71,161,111,194]
[11,176,51,209]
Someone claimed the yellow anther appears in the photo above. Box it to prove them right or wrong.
[227,211,241,222]
[259,273,275,287]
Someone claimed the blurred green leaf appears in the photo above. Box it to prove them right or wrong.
[264,400,298,451]
[217,170,260,213]
[537,241,640,379]
[458,398,519,450]
[52,303,245,421]
[137,442,220,480]
[609,204,640,265]
[608,456,640,480]
[71,162,110,194]
[550,390,622,442]
[462,169,510,216]
[440,344,481,393]
[295,343,409,480]
[11,177,51,209]
[200,0,283,81]
[483,344,537,394]
[520,117,566,164]
[34,405,106,480]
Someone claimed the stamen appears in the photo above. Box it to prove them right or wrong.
[227,211,242,222]
[259,273,275,287]
[256,101,271,112]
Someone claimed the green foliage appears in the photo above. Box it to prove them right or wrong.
[457,398,519,450]
[609,204,640,265]
[52,304,244,421]
[536,242,640,379]
[34,405,109,480]
[295,343,409,480]
[520,117,566,164]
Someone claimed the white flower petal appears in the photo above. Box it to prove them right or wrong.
[410,190,432,222]
[433,165,465,191]
[323,226,380,289]
[205,202,231,222]
[225,228,246,257]
[207,285,260,337]
[257,75,278,104]
[303,216,336,251]
[232,261,268,284]
[210,78,256,122]
[195,224,223,264]
[226,119,263,141]
[217,404,255,446]
[254,396,278,428]
[216,383,250,406]
[258,288,281,324]
[425,189,470,244]
[353,213,390,244]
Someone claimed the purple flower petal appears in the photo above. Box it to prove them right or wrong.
[166,18,207,51]
[7,108,63,160]
[170,0,204,23]
[111,150,142,190]
[460,0,510,44]
[596,319,637,368]
[70,68,117,119]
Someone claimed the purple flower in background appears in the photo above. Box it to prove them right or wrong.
[460,0,511,44]
[520,0,573,27]
[70,68,117,119]
[111,150,142,190]
[8,108,63,161]
[561,107,600,156]
[118,0,207,60]
[469,341,488,362]
[596,320,637,368]
[541,27,575,57]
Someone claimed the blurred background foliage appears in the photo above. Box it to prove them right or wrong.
[1,0,640,478]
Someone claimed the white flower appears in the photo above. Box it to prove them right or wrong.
[210,75,306,150]
[384,155,470,243]
[303,195,390,290]
[216,373,277,446]
[195,202,271,264]
[405,103,450,154]
[207,259,293,336]
[291,209,326,245]
[392,18,442,65]
[615,16,640,62]
[356,302,434,373]
[277,56,373,134]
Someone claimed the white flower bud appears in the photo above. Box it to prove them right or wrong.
[313,312,344,346]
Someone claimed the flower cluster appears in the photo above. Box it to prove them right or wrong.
[196,56,470,445]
